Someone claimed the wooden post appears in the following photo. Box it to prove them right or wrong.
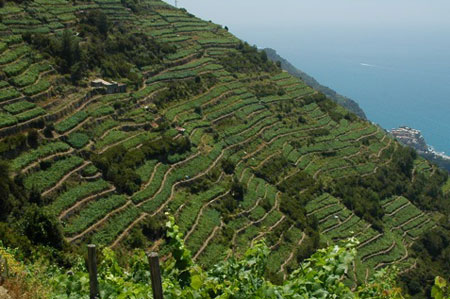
[147,252,164,299]
[0,254,8,284]
[87,244,99,299]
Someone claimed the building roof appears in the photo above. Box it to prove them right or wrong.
[92,78,113,85]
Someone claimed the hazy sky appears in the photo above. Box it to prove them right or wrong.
[163,0,450,59]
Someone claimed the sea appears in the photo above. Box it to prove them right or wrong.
[163,1,450,154]
[271,28,450,155]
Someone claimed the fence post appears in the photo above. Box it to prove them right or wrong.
[0,254,8,284]
[147,252,164,299]
[87,244,99,299]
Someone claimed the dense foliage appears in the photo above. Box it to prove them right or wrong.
[219,42,278,74]
[0,216,420,298]
[23,10,175,85]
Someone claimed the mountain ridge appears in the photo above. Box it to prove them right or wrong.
[263,48,367,119]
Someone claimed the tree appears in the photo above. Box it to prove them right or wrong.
[21,204,64,249]
[231,179,245,201]
[27,130,39,149]
[0,160,13,220]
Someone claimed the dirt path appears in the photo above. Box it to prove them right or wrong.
[374,244,409,271]
[390,213,424,232]
[357,233,383,249]
[228,192,281,257]
[246,108,265,119]
[361,142,397,178]
[231,198,262,218]
[67,200,132,243]
[361,241,396,262]
[184,191,230,241]
[42,161,89,197]
[385,202,411,217]
[280,232,306,280]
[137,152,201,207]
[139,162,162,191]
[148,239,163,253]
[110,212,149,248]
[193,220,224,261]
[373,137,392,159]
[306,203,338,217]
[19,147,74,175]
[402,218,431,238]
[270,224,294,250]
[52,93,101,130]
[59,186,116,220]
[251,215,286,246]
[98,132,144,154]
[251,151,281,170]
[107,112,309,247]
[276,169,300,186]
[62,116,92,137]
[399,259,417,275]
[322,213,354,234]
[355,128,380,142]
[111,148,225,247]
[382,196,399,209]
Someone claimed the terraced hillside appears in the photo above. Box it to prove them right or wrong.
[0,0,448,291]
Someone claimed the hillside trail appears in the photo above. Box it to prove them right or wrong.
[361,241,396,262]
[270,224,294,250]
[98,132,144,154]
[390,212,424,232]
[67,200,132,243]
[136,151,201,208]
[42,161,89,197]
[184,191,230,242]
[193,220,224,261]
[59,186,116,220]
[110,212,149,248]
[111,150,214,247]
[280,232,306,280]
[322,213,354,234]
[228,192,281,258]
[61,116,92,137]
[139,162,162,191]
[18,147,74,175]
[251,215,286,246]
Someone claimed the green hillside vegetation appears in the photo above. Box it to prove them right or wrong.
[0,0,448,298]
[4,216,450,298]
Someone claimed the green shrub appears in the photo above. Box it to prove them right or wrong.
[66,132,90,149]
